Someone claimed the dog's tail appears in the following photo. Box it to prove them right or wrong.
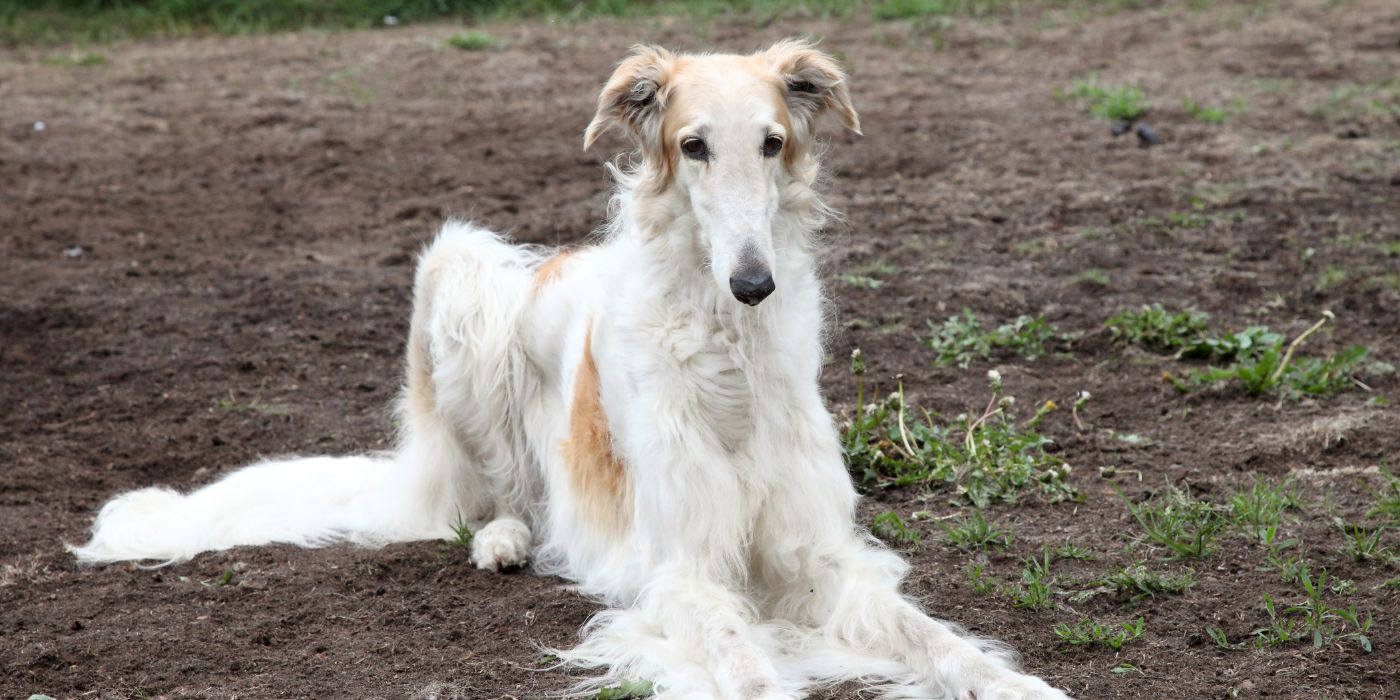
[70,221,536,566]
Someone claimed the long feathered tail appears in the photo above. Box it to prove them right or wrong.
[70,221,534,566]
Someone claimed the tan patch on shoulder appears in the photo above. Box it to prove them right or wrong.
[560,321,632,534]
[533,250,575,292]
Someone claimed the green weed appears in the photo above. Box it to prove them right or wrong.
[1104,562,1196,600]
[1065,74,1146,121]
[1336,520,1391,563]
[1367,469,1400,523]
[1183,96,1245,123]
[926,309,1060,368]
[1105,304,1210,353]
[843,357,1077,507]
[873,511,922,547]
[1125,487,1226,559]
[1228,478,1300,542]
[1074,268,1111,287]
[1053,617,1145,650]
[940,510,1013,551]
[1010,549,1055,609]
[595,680,654,700]
[1206,625,1245,650]
[450,513,474,549]
[446,30,499,51]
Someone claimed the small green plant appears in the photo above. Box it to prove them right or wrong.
[1367,469,1400,523]
[1206,625,1245,650]
[446,31,499,51]
[1010,549,1055,610]
[968,562,1000,596]
[450,513,474,549]
[1105,304,1210,352]
[873,511,921,547]
[1193,313,1368,399]
[1074,268,1111,287]
[595,680,654,700]
[1125,487,1226,559]
[1051,542,1093,561]
[1183,97,1245,123]
[1336,520,1391,562]
[843,358,1077,507]
[41,51,106,66]
[1053,617,1145,651]
[926,309,1060,368]
[1066,74,1147,121]
[1228,478,1300,542]
[940,510,1013,551]
[1104,562,1196,600]
[1287,570,1373,651]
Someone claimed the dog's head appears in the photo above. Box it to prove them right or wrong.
[584,40,860,306]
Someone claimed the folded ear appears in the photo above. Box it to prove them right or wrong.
[583,45,676,151]
[764,39,861,136]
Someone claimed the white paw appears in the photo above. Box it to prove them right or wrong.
[469,517,531,571]
[976,674,1072,700]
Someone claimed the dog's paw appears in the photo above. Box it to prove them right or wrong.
[469,517,532,571]
[974,675,1072,700]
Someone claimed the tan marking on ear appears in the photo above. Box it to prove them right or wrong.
[762,38,861,136]
[533,250,575,292]
[561,321,632,535]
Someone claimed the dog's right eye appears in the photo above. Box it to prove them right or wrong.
[680,137,709,161]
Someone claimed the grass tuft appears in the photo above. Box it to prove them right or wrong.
[446,30,498,50]
[926,309,1060,368]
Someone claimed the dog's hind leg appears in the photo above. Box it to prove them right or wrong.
[401,221,540,570]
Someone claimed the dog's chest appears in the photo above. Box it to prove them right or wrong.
[647,313,771,448]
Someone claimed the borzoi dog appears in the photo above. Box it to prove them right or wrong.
[71,40,1068,700]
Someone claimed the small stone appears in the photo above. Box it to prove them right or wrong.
[63,245,84,258]
[33,121,46,132]
[1135,123,1160,147]
[1110,120,1133,137]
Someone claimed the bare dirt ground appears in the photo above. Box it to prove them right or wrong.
[3,1,1399,698]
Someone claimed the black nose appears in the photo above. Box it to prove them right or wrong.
[729,268,776,306]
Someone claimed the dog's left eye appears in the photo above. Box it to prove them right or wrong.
[761,134,784,158]
[681,137,709,161]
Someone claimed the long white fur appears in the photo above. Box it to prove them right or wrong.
[70,41,1070,700]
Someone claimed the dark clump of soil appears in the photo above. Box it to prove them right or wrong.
[3,2,1398,698]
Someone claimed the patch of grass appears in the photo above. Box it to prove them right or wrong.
[840,260,895,289]
[1336,520,1391,563]
[1051,541,1093,561]
[40,51,105,66]
[445,30,498,51]
[1064,74,1147,121]
[1368,469,1400,523]
[1104,562,1196,600]
[1249,569,1376,651]
[595,680,654,700]
[1105,304,1210,352]
[1125,487,1226,559]
[1053,616,1145,651]
[449,513,474,549]
[1228,477,1300,542]
[1073,268,1110,287]
[1182,96,1245,124]
[1206,625,1246,650]
[925,309,1061,368]
[939,510,1013,551]
[1316,80,1400,121]
[843,357,1077,507]
[1010,549,1055,609]
[1179,312,1369,400]
[872,511,922,547]
[1314,265,1349,292]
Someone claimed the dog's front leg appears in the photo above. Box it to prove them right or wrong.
[755,398,1070,700]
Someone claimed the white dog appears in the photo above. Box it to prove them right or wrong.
[72,40,1069,700]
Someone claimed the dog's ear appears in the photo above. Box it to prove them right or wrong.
[584,45,676,151]
[764,39,861,136]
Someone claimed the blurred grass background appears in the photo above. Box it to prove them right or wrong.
[1,0,1145,46]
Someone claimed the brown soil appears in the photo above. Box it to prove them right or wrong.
[3,2,1399,698]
